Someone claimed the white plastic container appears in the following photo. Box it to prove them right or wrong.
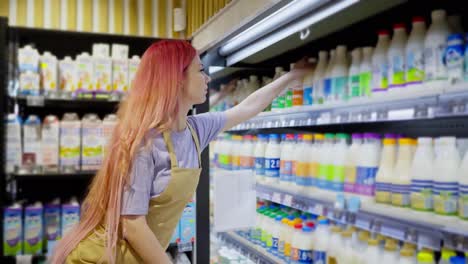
[323,50,336,102]
[345,133,363,193]
[278,218,289,258]
[303,58,316,105]
[382,238,399,264]
[240,135,255,170]
[399,248,416,264]
[42,115,60,172]
[328,226,342,263]
[60,113,81,172]
[280,134,295,187]
[271,215,283,255]
[309,134,324,190]
[459,149,468,220]
[331,45,349,101]
[330,133,349,192]
[318,134,334,189]
[410,137,434,211]
[406,17,427,86]
[231,135,242,170]
[254,134,268,183]
[296,134,314,190]
[6,114,22,173]
[392,138,415,207]
[365,238,382,264]
[338,230,354,264]
[314,219,329,263]
[313,51,328,104]
[349,48,362,99]
[375,134,397,204]
[359,47,374,98]
[264,134,281,184]
[388,23,408,89]
[290,223,304,264]
[372,30,391,93]
[22,115,42,173]
[356,133,381,196]
[433,137,460,215]
[445,34,465,84]
[81,114,103,171]
[424,10,450,83]
[40,51,58,98]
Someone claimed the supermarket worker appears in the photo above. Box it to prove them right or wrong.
[52,40,312,264]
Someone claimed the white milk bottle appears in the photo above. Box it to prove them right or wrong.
[278,218,290,259]
[284,216,296,261]
[271,67,285,111]
[355,231,370,264]
[331,45,349,101]
[345,134,363,193]
[328,226,342,264]
[254,206,266,244]
[254,134,268,183]
[296,134,314,190]
[417,251,436,264]
[349,48,362,99]
[5,114,22,173]
[376,134,397,204]
[399,248,417,264]
[280,134,295,188]
[406,17,427,87]
[271,215,283,256]
[290,223,304,264]
[265,134,281,184]
[323,50,336,103]
[303,58,316,105]
[313,51,328,104]
[459,149,468,220]
[331,133,349,192]
[410,137,435,211]
[291,64,304,107]
[433,137,460,215]
[388,23,408,89]
[318,134,334,189]
[42,115,60,173]
[372,30,391,93]
[309,134,324,189]
[314,219,329,263]
[338,230,354,264]
[240,135,255,170]
[292,134,302,191]
[356,133,381,196]
[219,134,233,170]
[424,10,450,84]
[365,238,382,264]
[360,47,374,97]
[382,238,399,264]
[392,138,415,207]
[231,135,242,171]
[445,34,465,84]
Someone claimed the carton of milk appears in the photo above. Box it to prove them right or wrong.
[23,202,44,255]
[81,114,103,171]
[93,57,112,98]
[42,115,60,172]
[60,113,81,172]
[40,51,58,98]
[18,45,40,96]
[3,204,23,256]
[179,200,195,244]
[76,53,94,98]
[59,56,77,98]
[61,198,80,237]
[44,200,61,255]
[22,115,42,173]
[5,114,22,173]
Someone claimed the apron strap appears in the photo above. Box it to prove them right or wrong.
[186,122,202,168]
[162,131,178,168]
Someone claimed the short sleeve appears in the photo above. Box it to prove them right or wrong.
[121,148,155,215]
[188,112,226,150]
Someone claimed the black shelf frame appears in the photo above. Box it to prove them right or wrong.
[1,24,209,263]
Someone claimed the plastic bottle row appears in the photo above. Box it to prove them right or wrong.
[238,201,468,264]
[211,9,468,114]
[14,44,141,100]
[3,198,80,256]
[211,133,468,219]
[5,112,118,174]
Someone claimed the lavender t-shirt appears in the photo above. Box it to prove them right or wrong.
[121,112,226,215]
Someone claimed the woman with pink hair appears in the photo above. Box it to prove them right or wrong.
[52,40,311,263]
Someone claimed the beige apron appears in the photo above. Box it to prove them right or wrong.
[66,123,202,263]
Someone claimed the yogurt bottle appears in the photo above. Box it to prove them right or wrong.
[424,9,450,84]
[388,23,408,89]
[392,138,415,207]
[399,248,417,264]
[410,137,435,211]
[360,47,374,97]
[318,133,334,189]
[459,149,468,220]
[254,134,268,183]
[313,51,328,104]
[239,135,255,170]
[356,133,381,196]
[314,219,330,263]
[376,134,397,204]
[406,17,427,86]
[296,134,314,189]
[309,134,324,189]
[344,133,363,193]
[372,30,391,93]
[349,48,362,98]
[444,34,465,84]
[382,238,399,264]
[280,134,296,187]
[417,251,436,264]
[330,133,349,192]
[433,137,460,215]
[265,134,281,184]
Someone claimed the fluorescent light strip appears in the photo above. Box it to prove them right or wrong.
[226,0,359,66]
[219,0,329,56]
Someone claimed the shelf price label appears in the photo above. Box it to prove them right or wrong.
[283,194,293,207]
[272,192,282,204]
[26,95,45,106]
[308,204,323,215]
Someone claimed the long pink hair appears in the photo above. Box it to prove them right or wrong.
[51,40,197,263]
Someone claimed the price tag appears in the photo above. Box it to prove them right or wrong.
[177,242,193,252]
[272,192,282,203]
[283,194,292,207]
[26,95,45,106]
[317,112,331,125]
[266,121,272,128]
[289,119,295,127]
[309,204,323,215]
